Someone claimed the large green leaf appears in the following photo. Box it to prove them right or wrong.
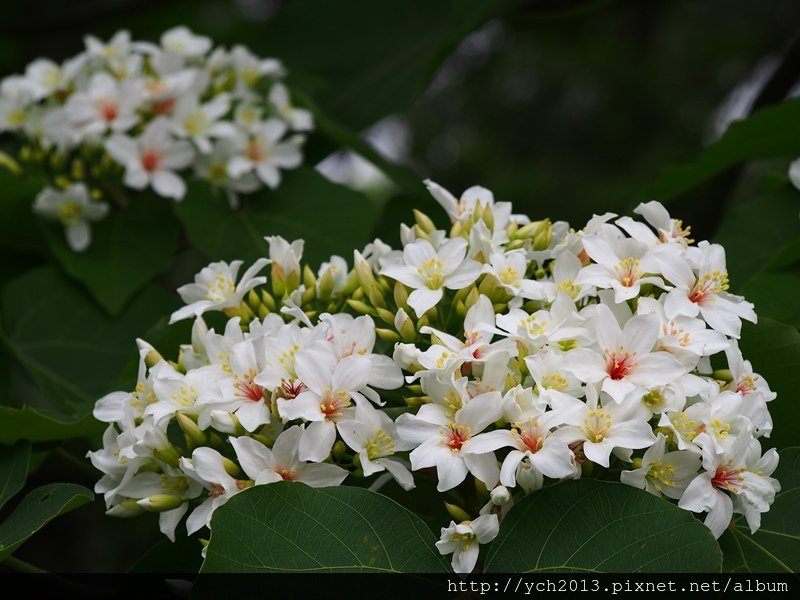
[0,267,176,423]
[713,187,800,289]
[174,167,379,268]
[719,447,799,572]
[0,407,103,444]
[485,479,722,573]
[0,483,93,560]
[40,191,181,315]
[200,482,450,573]
[737,318,800,451]
[643,98,800,201]
[0,441,29,511]
[740,270,800,330]
[253,0,525,133]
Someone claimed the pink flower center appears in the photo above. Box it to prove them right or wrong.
[98,99,118,122]
[443,423,471,452]
[234,377,264,402]
[246,139,263,162]
[275,467,297,481]
[150,96,176,115]
[140,149,162,172]
[281,379,306,399]
[711,466,745,492]
[606,349,637,380]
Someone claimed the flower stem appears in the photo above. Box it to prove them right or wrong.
[2,556,49,573]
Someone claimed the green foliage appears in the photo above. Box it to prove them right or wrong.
[485,480,722,573]
[40,192,181,315]
[643,99,800,202]
[0,483,93,560]
[737,319,800,450]
[0,442,30,511]
[0,267,175,424]
[200,483,450,573]
[718,447,800,572]
[174,168,380,268]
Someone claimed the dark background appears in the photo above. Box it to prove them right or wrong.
[1,0,799,572]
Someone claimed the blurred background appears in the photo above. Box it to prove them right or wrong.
[1,0,799,572]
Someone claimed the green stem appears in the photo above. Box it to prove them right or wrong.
[2,555,49,573]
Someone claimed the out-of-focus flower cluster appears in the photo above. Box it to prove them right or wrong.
[0,27,311,251]
[89,180,779,574]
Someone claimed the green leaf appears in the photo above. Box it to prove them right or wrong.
[257,0,525,132]
[485,480,722,573]
[643,98,800,201]
[713,187,800,289]
[737,319,800,451]
[719,447,800,572]
[0,441,29,511]
[174,168,379,268]
[0,267,176,423]
[0,172,46,254]
[740,270,800,330]
[40,191,181,315]
[0,483,93,560]
[200,482,450,573]
[0,407,103,444]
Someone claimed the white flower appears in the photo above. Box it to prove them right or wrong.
[561,386,655,468]
[269,83,313,131]
[227,120,304,188]
[85,30,132,61]
[170,258,269,323]
[575,234,667,303]
[380,237,482,317]
[564,304,687,404]
[338,403,415,490]
[230,426,348,486]
[279,349,373,461]
[436,514,499,574]
[161,26,212,58]
[170,94,237,153]
[33,184,109,252]
[425,180,496,224]
[65,72,141,136]
[620,433,700,499]
[180,448,246,534]
[396,392,506,491]
[678,434,780,538]
[106,118,195,199]
[658,241,756,338]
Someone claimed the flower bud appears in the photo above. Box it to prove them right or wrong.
[413,209,437,234]
[303,264,316,289]
[137,495,184,512]
[393,281,409,309]
[136,339,164,368]
[209,410,244,435]
[393,343,420,370]
[490,486,511,506]
[376,328,401,342]
[354,250,376,291]
[176,413,207,447]
[394,308,416,342]
[444,502,471,523]
[153,446,181,468]
[222,457,241,477]
[346,299,374,315]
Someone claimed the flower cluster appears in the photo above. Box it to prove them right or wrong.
[89,180,779,574]
[0,27,311,251]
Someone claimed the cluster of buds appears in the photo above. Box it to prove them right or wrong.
[89,179,779,573]
[0,27,311,251]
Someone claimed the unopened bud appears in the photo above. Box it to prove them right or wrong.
[368,285,387,310]
[532,219,552,250]
[354,250,376,291]
[393,343,420,370]
[260,289,277,311]
[303,264,316,289]
[444,502,471,523]
[318,267,335,301]
[136,339,164,368]
[346,299,374,315]
[376,307,395,325]
[137,494,183,512]
[221,457,240,477]
[490,486,511,506]
[176,413,206,447]
[376,328,401,342]
[464,286,480,310]
[332,440,349,461]
[393,281,409,309]
[153,446,181,468]
[413,209,437,234]
[209,410,245,435]
[395,308,416,342]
